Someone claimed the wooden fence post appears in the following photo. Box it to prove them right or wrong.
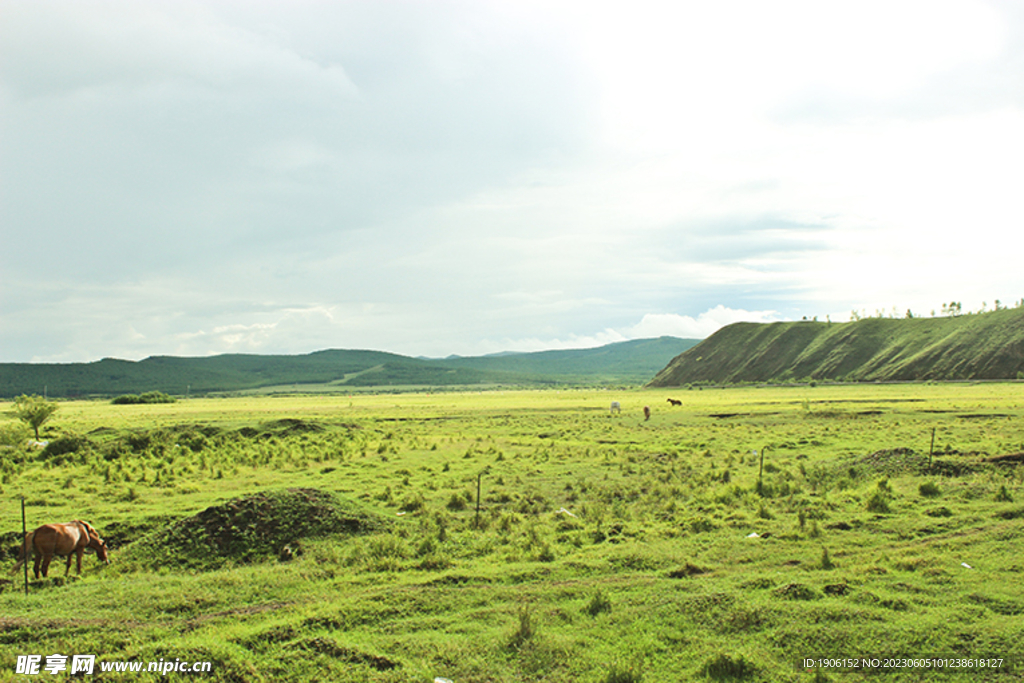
[475,471,483,529]
[758,446,768,497]
[21,495,28,596]
[929,427,936,468]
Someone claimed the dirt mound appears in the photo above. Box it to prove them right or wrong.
[260,419,326,436]
[988,452,1024,464]
[123,488,387,570]
[234,419,337,440]
[854,448,928,475]
[852,447,982,477]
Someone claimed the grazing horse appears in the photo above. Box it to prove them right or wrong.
[10,521,109,579]
[667,398,682,406]
[643,406,651,421]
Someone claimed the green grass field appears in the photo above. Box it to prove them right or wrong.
[2,384,1023,682]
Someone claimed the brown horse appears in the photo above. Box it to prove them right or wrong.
[10,521,110,579]
[667,398,682,406]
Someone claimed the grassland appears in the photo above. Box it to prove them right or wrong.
[2,384,1023,682]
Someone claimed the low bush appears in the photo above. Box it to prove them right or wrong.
[603,663,643,683]
[820,547,835,570]
[584,589,612,616]
[0,422,28,448]
[112,391,176,405]
[43,433,92,460]
[702,653,757,680]
[866,492,892,513]
[508,605,536,651]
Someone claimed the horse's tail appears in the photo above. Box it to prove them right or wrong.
[9,532,34,575]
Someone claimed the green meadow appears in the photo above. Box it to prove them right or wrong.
[2,383,1023,682]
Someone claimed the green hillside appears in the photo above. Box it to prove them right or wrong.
[649,307,1024,386]
[0,337,698,398]
[443,336,700,381]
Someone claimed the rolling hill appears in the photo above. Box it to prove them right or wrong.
[0,337,699,398]
[648,307,1024,386]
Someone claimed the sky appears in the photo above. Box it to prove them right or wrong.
[2,0,1023,363]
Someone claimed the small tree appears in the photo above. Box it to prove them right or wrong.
[12,394,58,441]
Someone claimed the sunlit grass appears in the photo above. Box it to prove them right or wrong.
[2,383,1023,681]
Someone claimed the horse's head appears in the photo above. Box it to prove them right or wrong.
[95,538,110,565]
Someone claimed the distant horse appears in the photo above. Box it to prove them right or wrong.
[10,521,109,579]
[643,406,651,421]
[610,401,621,414]
[667,398,682,406]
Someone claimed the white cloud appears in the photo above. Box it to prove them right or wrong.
[475,329,627,355]
[473,306,780,356]
[626,307,780,339]
[3,0,1024,363]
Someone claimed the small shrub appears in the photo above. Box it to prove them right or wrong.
[584,589,612,617]
[866,491,891,514]
[416,537,436,557]
[995,485,1013,503]
[399,493,425,513]
[810,669,832,682]
[668,562,709,578]
[416,552,452,571]
[603,663,643,683]
[774,583,820,601]
[879,597,910,611]
[918,481,941,498]
[702,653,756,680]
[508,606,536,650]
[43,434,91,460]
[533,542,555,563]
[688,516,716,533]
[893,557,928,572]
[0,422,28,448]
[112,391,176,405]
[820,547,835,570]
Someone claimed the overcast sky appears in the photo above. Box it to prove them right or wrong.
[2,0,1022,363]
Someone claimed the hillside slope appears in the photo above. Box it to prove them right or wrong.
[0,337,698,397]
[648,308,1024,386]
[443,336,699,380]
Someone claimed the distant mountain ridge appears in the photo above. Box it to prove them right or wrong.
[648,308,1024,386]
[0,337,699,398]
